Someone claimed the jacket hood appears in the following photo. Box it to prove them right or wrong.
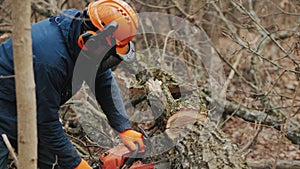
[50,9,83,62]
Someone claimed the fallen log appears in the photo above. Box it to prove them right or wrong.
[130,71,250,168]
[247,159,300,169]
[123,72,300,146]
[118,68,300,145]
[145,109,250,168]
[222,100,300,145]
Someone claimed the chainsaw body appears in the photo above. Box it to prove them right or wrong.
[97,144,154,169]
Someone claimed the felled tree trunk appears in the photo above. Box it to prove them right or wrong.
[133,69,250,169]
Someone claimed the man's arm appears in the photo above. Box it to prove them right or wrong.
[95,69,145,152]
[95,69,131,132]
[35,63,81,169]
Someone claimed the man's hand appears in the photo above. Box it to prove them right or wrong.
[74,159,92,169]
[119,129,146,152]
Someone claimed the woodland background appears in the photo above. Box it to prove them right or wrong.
[0,0,300,169]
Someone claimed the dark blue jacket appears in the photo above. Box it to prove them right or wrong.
[0,9,131,168]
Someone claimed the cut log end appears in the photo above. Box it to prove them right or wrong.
[165,109,207,141]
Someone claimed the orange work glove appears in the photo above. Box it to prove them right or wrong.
[74,159,92,169]
[119,129,146,152]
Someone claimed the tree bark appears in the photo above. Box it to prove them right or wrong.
[12,0,37,168]
[247,159,300,169]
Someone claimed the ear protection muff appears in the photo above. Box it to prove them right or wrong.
[78,21,118,52]
[78,30,97,51]
[78,7,99,51]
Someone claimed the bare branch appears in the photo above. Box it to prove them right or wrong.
[0,75,14,79]
[132,0,175,9]
[1,134,18,168]
[220,51,242,96]
[232,0,299,66]
[247,159,300,169]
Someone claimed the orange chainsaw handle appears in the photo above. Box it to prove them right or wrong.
[120,142,139,169]
[97,142,140,169]
[98,128,151,169]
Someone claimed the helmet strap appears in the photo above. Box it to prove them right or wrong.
[78,7,99,49]
[81,7,98,33]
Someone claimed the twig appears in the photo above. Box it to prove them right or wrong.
[220,51,242,96]
[214,1,300,75]
[1,134,18,168]
[0,75,15,79]
[211,1,245,46]
[171,0,193,19]
[0,33,10,43]
[263,70,287,98]
[60,0,69,9]
[284,75,300,138]
[219,103,241,127]
[51,155,58,169]
[162,30,175,66]
[31,0,53,17]
[239,120,263,153]
[133,0,175,9]
[129,3,153,60]
[272,127,284,169]
[232,0,299,66]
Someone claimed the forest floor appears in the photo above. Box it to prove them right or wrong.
[223,116,300,162]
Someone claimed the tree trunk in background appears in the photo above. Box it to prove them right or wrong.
[12,0,37,168]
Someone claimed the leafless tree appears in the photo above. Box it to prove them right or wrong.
[11,0,37,168]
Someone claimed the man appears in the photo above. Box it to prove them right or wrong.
[0,0,145,168]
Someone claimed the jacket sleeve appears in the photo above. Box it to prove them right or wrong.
[95,69,131,132]
[35,63,81,169]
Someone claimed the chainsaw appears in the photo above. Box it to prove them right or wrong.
[92,129,169,169]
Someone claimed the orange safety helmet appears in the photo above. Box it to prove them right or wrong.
[88,0,138,54]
